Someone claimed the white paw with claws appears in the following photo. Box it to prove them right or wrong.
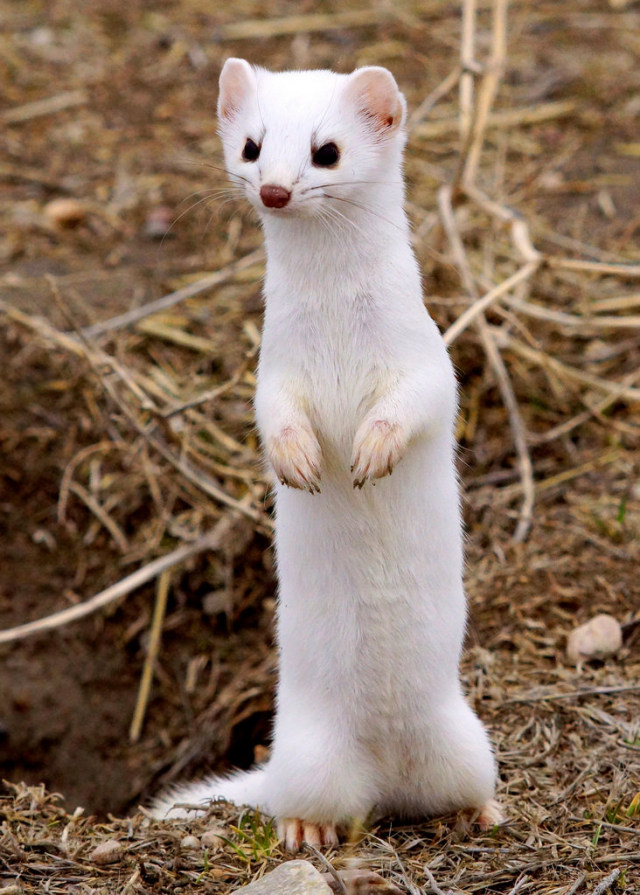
[461,798,505,831]
[477,798,505,830]
[351,419,407,489]
[277,817,339,852]
[267,425,322,493]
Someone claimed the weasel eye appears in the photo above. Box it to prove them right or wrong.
[242,138,261,162]
[312,142,340,167]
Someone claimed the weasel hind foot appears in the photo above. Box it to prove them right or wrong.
[461,798,504,831]
[477,798,505,830]
[277,818,339,852]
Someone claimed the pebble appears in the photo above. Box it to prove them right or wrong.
[566,614,622,664]
[90,839,123,865]
[230,860,331,894]
[144,205,173,239]
[44,197,87,227]
[180,834,201,849]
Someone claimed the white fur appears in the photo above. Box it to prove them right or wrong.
[150,61,497,831]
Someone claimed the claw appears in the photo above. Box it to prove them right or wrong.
[278,818,340,852]
[477,798,505,830]
[350,419,406,488]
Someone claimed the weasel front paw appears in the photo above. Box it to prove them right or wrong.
[267,425,322,493]
[351,419,407,489]
[277,817,339,852]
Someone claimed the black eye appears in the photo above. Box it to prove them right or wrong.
[312,142,340,167]
[242,138,261,162]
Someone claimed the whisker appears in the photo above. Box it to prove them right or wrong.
[314,207,335,239]
[323,193,405,234]
[172,157,254,187]
[305,179,403,191]
[197,161,253,188]
[317,205,350,239]
[317,199,369,241]
[331,208,368,240]
[176,186,240,209]
[301,193,367,240]
[159,189,244,246]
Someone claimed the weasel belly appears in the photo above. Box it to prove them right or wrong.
[273,430,466,730]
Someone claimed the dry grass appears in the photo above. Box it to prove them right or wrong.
[1,0,639,892]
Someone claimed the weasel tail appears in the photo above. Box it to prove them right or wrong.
[151,768,268,819]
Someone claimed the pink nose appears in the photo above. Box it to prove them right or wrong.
[260,184,291,209]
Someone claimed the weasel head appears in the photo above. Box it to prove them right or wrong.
[217,59,407,226]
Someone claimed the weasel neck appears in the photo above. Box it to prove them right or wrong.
[261,180,409,291]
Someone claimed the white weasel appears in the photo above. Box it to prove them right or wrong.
[151,59,502,850]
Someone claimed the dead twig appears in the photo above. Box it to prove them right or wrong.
[547,257,640,277]
[496,330,640,405]
[68,481,130,553]
[413,100,575,141]
[0,89,88,124]
[589,868,620,895]
[81,247,265,339]
[422,863,449,895]
[409,68,462,130]
[564,873,587,895]
[508,684,640,704]
[303,843,348,895]
[461,0,508,188]
[99,373,265,527]
[459,0,477,146]
[0,513,240,646]
[129,569,172,743]
[530,367,640,444]
[506,874,530,895]
[163,350,257,418]
[443,261,539,345]
[439,184,535,542]
[214,8,394,40]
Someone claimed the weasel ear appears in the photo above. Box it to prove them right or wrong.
[345,66,406,134]
[218,58,256,122]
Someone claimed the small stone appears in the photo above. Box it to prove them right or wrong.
[44,197,87,227]
[201,827,226,849]
[90,839,123,865]
[180,834,200,849]
[202,590,231,616]
[231,860,331,895]
[32,528,56,551]
[322,869,403,894]
[144,205,173,239]
[567,614,622,664]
